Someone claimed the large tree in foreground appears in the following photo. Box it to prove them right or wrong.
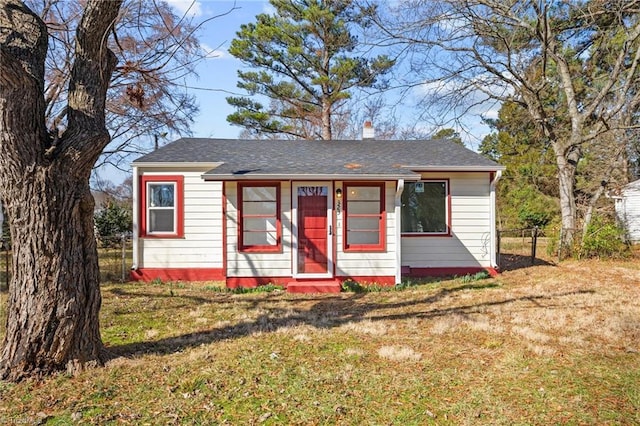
[27,0,204,175]
[0,0,123,381]
[226,0,394,140]
[383,1,640,252]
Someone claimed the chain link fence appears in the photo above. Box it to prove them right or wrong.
[0,235,132,290]
[497,227,551,270]
[98,235,133,283]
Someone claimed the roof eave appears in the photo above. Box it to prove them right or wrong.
[132,161,224,169]
[404,165,506,172]
[201,173,421,181]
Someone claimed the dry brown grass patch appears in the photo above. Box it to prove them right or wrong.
[0,259,639,424]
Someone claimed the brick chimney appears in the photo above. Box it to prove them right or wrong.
[362,121,375,140]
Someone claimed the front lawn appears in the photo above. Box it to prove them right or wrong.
[1,260,639,424]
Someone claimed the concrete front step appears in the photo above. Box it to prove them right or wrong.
[286,280,341,294]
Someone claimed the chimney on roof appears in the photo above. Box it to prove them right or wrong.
[362,121,375,140]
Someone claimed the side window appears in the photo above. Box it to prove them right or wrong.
[401,180,449,235]
[238,183,281,252]
[148,183,176,233]
[344,183,385,251]
[141,176,184,237]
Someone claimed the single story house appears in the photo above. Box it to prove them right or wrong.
[131,136,505,292]
[614,179,640,243]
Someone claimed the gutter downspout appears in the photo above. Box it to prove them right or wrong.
[131,165,139,272]
[395,179,404,284]
[490,170,502,269]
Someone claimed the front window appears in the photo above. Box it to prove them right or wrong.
[344,183,385,251]
[239,183,281,251]
[401,180,449,234]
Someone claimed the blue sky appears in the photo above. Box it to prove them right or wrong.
[164,0,498,141]
[100,0,498,183]
[166,0,272,140]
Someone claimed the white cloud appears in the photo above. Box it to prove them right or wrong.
[165,0,203,17]
[262,2,276,14]
[200,43,228,60]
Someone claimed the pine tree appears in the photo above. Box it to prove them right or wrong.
[227,0,394,140]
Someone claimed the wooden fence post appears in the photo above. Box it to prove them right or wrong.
[531,226,538,266]
[496,229,501,268]
[121,234,126,282]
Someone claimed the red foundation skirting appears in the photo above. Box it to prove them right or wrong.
[227,276,397,288]
[226,276,290,288]
[130,268,225,282]
[130,267,499,286]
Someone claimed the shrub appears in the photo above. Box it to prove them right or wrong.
[580,216,628,259]
[458,270,491,283]
[95,200,132,239]
[341,280,367,293]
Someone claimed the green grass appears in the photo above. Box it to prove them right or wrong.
[1,259,640,424]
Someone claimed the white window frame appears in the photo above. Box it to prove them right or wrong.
[146,181,177,235]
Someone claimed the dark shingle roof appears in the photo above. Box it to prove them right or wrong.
[133,138,504,179]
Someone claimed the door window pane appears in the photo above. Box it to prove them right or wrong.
[344,184,384,250]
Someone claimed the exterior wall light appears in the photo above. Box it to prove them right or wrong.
[335,188,342,198]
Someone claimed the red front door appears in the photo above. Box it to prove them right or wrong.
[297,186,329,274]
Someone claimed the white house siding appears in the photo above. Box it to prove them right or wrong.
[401,172,493,268]
[616,180,640,243]
[334,181,398,278]
[225,181,293,277]
[139,168,224,269]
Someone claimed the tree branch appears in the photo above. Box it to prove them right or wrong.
[61,0,122,167]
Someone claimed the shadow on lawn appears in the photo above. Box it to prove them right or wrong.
[106,285,595,360]
[499,253,555,272]
[107,286,216,305]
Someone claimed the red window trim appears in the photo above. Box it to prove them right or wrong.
[400,178,451,237]
[238,182,282,253]
[343,182,386,252]
[140,175,184,238]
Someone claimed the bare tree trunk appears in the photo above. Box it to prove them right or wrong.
[0,172,103,381]
[555,147,579,257]
[321,95,332,140]
[0,0,122,381]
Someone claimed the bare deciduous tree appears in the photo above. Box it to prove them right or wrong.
[379,0,640,251]
[29,0,210,174]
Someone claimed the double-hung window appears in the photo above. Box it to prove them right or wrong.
[344,183,385,251]
[401,180,449,235]
[238,183,281,252]
[141,175,184,237]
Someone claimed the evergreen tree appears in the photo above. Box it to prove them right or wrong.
[432,128,464,146]
[479,101,559,230]
[226,0,394,140]
[94,201,132,240]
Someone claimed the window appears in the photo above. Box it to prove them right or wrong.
[401,180,449,235]
[140,175,184,237]
[344,183,385,251]
[238,183,281,252]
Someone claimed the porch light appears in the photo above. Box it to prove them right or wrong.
[335,188,343,198]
